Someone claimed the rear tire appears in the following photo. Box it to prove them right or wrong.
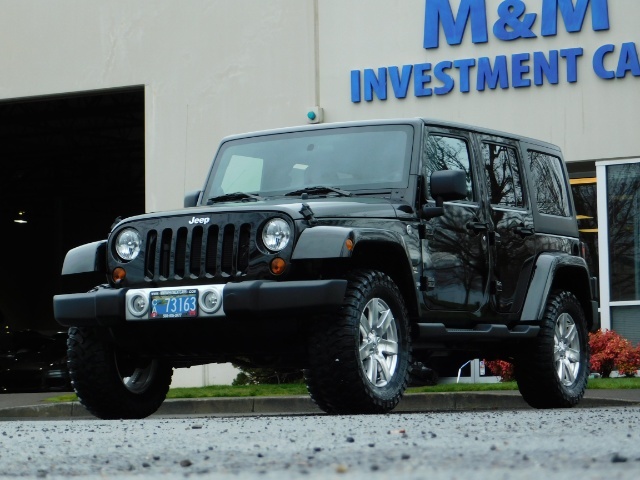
[67,326,173,419]
[515,291,589,408]
[304,269,411,414]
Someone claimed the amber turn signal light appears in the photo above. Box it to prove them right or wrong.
[112,267,127,283]
[270,257,286,275]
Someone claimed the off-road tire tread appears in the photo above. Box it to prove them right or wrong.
[303,269,411,414]
[67,326,173,419]
[515,290,589,409]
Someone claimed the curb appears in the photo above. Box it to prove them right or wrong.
[1,392,637,419]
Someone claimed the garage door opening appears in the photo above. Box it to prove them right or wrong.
[0,87,145,334]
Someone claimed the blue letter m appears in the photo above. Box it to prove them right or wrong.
[541,0,610,36]
[424,0,488,49]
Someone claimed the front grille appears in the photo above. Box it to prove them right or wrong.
[143,221,253,281]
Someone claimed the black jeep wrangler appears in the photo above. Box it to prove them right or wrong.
[54,118,599,419]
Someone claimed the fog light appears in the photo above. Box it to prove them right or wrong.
[112,267,126,283]
[201,290,221,313]
[270,257,286,275]
[129,294,148,317]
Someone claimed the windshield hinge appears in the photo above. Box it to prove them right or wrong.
[300,203,317,226]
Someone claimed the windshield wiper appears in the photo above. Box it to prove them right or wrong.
[207,192,263,204]
[284,186,352,197]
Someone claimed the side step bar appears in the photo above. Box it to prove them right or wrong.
[417,323,540,341]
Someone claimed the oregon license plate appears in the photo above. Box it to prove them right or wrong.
[149,289,198,319]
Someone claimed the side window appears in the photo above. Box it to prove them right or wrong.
[482,143,523,208]
[424,134,474,201]
[529,151,570,217]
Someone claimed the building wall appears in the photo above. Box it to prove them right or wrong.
[1,0,638,384]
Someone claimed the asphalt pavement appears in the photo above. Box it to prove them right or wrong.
[1,388,639,419]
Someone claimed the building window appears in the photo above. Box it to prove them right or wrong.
[570,176,599,279]
[607,163,640,302]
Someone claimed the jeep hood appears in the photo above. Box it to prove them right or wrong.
[114,196,403,229]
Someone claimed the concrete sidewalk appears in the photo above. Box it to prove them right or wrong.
[1,389,639,419]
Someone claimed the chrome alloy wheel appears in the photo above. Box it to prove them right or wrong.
[359,297,399,387]
[554,312,582,386]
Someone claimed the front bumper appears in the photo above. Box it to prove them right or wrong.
[53,280,347,327]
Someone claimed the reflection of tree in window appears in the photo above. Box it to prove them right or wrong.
[529,152,569,216]
[607,163,640,301]
[483,143,523,207]
[424,135,473,200]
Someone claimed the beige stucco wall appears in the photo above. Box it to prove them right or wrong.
[0,0,317,213]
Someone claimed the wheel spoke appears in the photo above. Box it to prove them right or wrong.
[375,354,391,383]
[565,323,578,345]
[563,359,576,383]
[566,347,580,363]
[360,312,372,336]
[360,341,373,361]
[557,360,564,381]
[367,357,378,384]
[377,307,393,335]
[378,339,398,356]
[368,300,380,332]
[553,348,562,362]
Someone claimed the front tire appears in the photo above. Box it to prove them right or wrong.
[67,326,173,419]
[304,269,411,414]
[515,291,589,408]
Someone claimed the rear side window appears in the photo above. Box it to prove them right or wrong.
[529,151,570,217]
[482,143,523,208]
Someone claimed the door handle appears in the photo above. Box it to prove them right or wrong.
[466,222,489,234]
[514,226,535,237]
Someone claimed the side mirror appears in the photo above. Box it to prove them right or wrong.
[184,190,202,208]
[422,170,468,219]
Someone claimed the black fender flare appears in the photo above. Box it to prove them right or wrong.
[291,226,409,260]
[61,240,107,275]
[291,226,419,316]
[520,252,598,330]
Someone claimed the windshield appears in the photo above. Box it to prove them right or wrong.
[203,124,414,200]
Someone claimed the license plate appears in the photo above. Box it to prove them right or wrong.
[149,289,198,319]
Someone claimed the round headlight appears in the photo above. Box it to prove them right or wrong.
[115,228,142,261]
[262,218,291,252]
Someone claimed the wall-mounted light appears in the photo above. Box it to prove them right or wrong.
[14,211,27,224]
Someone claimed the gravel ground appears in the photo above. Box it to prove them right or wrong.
[1,407,639,479]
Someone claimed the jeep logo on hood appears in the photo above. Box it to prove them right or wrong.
[188,216,210,225]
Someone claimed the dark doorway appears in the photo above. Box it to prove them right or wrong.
[0,87,145,332]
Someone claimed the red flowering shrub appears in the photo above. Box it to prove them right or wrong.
[483,359,515,382]
[589,330,640,378]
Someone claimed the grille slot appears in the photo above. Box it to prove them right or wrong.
[190,226,204,277]
[142,221,253,282]
[221,225,235,274]
[160,229,173,279]
[145,231,157,278]
[205,225,219,275]
[175,227,188,278]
